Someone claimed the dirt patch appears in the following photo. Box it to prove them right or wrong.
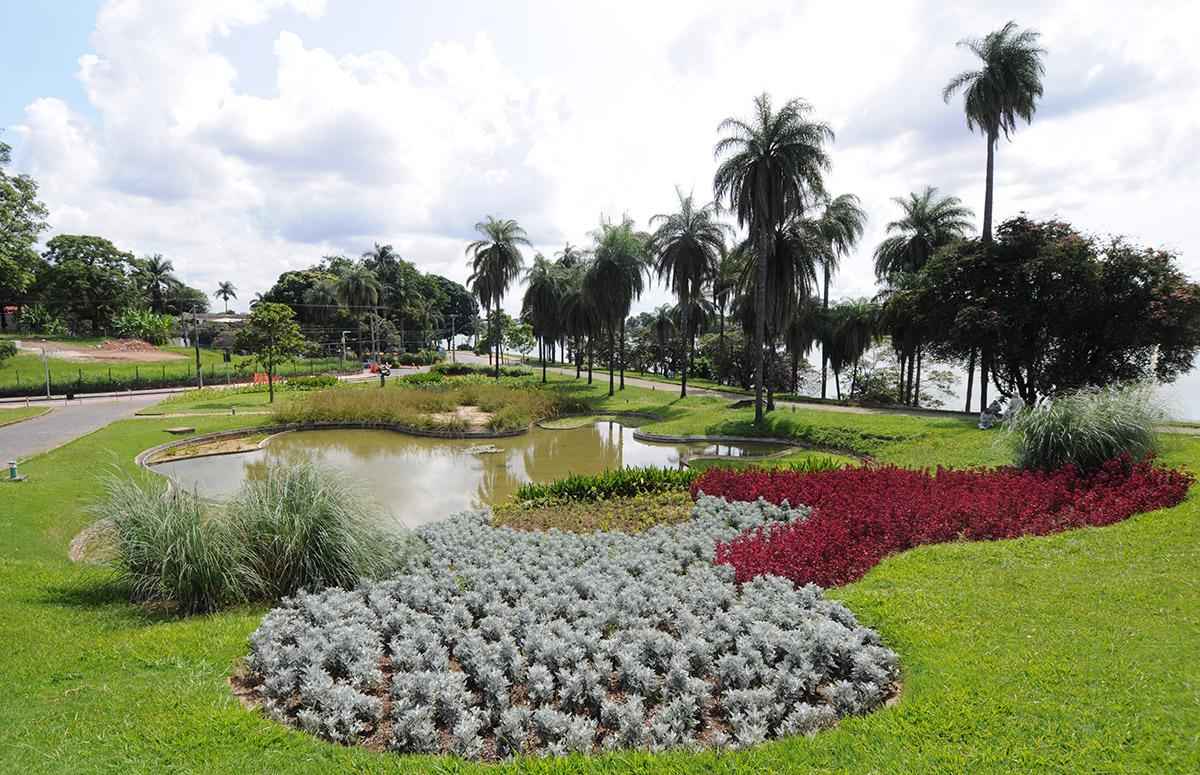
[69,518,117,564]
[146,433,271,463]
[16,338,187,363]
[428,405,493,430]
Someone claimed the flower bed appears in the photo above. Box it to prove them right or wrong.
[701,458,1192,588]
[243,497,900,759]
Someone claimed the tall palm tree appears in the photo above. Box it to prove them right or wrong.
[584,217,648,396]
[139,255,178,313]
[943,21,1045,244]
[713,93,833,424]
[807,194,867,398]
[213,281,237,313]
[554,242,585,268]
[560,262,598,382]
[649,188,728,397]
[650,304,676,376]
[466,216,530,378]
[711,245,742,366]
[522,253,563,383]
[873,186,974,407]
[336,263,382,360]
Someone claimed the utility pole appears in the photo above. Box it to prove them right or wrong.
[193,308,203,388]
[340,330,350,370]
[449,313,457,362]
[41,347,50,399]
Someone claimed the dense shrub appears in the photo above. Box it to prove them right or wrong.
[398,371,444,385]
[246,496,899,758]
[0,340,15,364]
[515,466,700,504]
[95,466,422,613]
[390,350,441,366]
[285,374,339,391]
[113,308,176,345]
[1006,383,1162,471]
[701,459,1192,588]
[431,362,532,378]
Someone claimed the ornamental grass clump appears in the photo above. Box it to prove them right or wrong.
[1006,383,1163,471]
[244,496,901,759]
[100,475,250,614]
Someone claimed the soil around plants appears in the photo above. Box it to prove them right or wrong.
[428,405,493,430]
[16,338,187,363]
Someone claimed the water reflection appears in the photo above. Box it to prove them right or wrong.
[150,422,782,527]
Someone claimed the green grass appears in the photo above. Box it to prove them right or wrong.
[0,405,50,427]
[2,380,1198,772]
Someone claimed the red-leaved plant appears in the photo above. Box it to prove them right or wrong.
[700,457,1192,588]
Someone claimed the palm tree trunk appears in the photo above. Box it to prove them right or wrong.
[753,242,768,424]
[983,130,996,244]
[914,345,923,407]
[905,350,916,405]
[821,262,831,399]
[791,349,799,393]
[608,326,615,397]
[680,298,689,399]
[575,336,582,378]
[964,348,976,412]
[540,338,546,383]
[897,350,906,403]
[587,334,593,384]
[980,346,990,412]
[619,317,626,391]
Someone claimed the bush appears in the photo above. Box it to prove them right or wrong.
[1005,383,1163,471]
[95,465,421,613]
[0,340,15,364]
[284,374,339,391]
[391,350,441,366]
[245,496,899,758]
[229,463,420,598]
[431,362,532,378]
[113,308,176,345]
[701,459,1192,589]
[514,466,700,504]
[100,475,251,614]
[398,371,444,385]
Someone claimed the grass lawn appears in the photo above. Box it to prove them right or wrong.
[0,405,50,428]
[1,379,1197,772]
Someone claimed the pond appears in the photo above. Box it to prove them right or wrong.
[149,419,783,527]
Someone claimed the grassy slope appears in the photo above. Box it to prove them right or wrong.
[0,380,1197,772]
[0,405,50,427]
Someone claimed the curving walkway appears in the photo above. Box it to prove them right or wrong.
[0,394,162,463]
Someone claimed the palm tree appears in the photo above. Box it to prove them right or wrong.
[873,187,974,279]
[466,216,530,378]
[873,187,974,407]
[554,242,585,268]
[650,305,676,376]
[713,93,833,424]
[649,188,728,397]
[585,217,648,397]
[560,262,598,382]
[943,21,1045,244]
[522,253,563,383]
[213,281,237,313]
[711,246,742,367]
[807,194,867,398]
[336,263,382,361]
[139,255,178,313]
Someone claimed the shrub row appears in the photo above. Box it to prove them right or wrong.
[431,362,533,378]
[699,458,1192,589]
[514,466,700,504]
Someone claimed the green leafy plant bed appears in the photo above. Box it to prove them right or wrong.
[513,465,699,504]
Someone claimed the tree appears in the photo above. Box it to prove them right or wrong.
[713,93,833,423]
[522,253,564,383]
[213,281,237,313]
[943,21,1046,244]
[916,216,1200,404]
[872,187,974,406]
[585,217,649,396]
[466,216,530,378]
[336,263,382,360]
[711,246,742,367]
[649,188,728,397]
[0,138,49,330]
[136,255,179,313]
[235,302,307,403]
[40,235,137,335]
[560,262,598,382]
[808,194,867,398]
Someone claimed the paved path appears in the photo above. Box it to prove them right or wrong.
[0,394,162,463]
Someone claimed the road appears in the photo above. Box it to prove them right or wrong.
[0,394,162,463]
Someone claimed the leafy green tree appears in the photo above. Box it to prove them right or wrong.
[917,216,1200,404]
[0,139,49,330]
[585,216,649,396]
[943,21,1046,243]
[807,193,867,398]
[466,216,530,378]
[264,268,339,322]
[213,281,237,312]
[522,253,564,383]
[560,261,599,382]
[336,263,383,359]
[425,274,478,349]
[649,188,728,397]
[163,284,210,316]
[136,255,179,313]
[713,93,833,423]
[39,235,137,335]
[235,302,308,403]
[710,246,742,365]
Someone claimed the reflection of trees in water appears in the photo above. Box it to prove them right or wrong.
[270,430,458,465]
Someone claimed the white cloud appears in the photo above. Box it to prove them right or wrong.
[6,0,1200,321]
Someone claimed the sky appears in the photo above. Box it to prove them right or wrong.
[4,2,1199,344]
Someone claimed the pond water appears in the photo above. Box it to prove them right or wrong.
[149,420,782,527]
